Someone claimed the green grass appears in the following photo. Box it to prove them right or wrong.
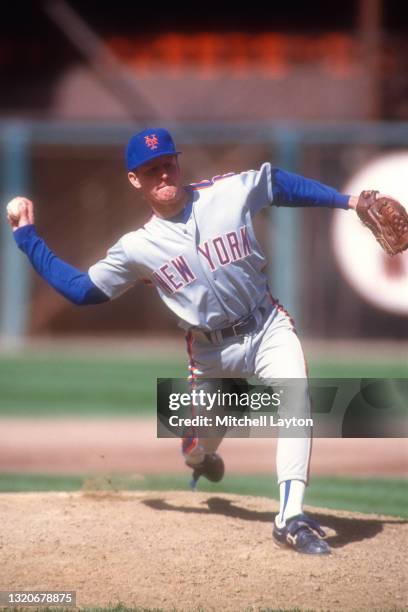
[308,361,408,378]
[0,355,406,416]
[0,473,406,518]
[0,357,186,416]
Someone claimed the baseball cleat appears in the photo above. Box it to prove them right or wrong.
[189,452,225,490]
[272,513,331,555]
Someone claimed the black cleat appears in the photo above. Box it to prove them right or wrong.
[190,453,225,490]
[273,513,331,555]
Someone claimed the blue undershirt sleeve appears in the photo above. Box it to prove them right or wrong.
[13,225,110,306]
[271,168,350,209]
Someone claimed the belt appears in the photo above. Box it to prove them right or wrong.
[201,306,267,344]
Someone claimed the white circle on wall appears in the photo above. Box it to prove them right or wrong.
[332,152,408,315]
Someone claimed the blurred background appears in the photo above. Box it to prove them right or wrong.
[0,0,407,344]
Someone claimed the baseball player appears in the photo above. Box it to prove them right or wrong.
[7,127,408,555]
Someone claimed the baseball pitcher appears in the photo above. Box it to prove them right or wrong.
[7,127,408,555]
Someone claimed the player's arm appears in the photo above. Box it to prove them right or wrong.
[271,168,356,209]
[7,197,109,306]
[245,166,407,254]
[242,163,357,216]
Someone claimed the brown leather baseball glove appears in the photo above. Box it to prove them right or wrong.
[356,190,408,256]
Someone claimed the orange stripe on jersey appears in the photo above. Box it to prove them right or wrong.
[190,172,236,191]
[213,172,236,182]
[182,331,199,457]
[268,291,308,375]
[190,181,213,191]
[185,331,198,391]
[267,291,296,330]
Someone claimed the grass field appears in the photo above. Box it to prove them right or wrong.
[0,353,406,521]
[0,355,406,416]
[0,473,406,518]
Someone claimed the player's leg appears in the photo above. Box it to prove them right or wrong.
[253,306,330,554]
[182,332,228,469]
[254,309,310,517]
[182,332,248,486]
[181,378,227,470]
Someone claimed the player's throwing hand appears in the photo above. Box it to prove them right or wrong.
[6,197,35,231]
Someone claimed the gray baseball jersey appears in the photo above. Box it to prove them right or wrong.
[88,163,273,331]
[89,161,311,495]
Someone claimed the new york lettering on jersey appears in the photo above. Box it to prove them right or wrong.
[88,164,272,328]
[153,225,252,294]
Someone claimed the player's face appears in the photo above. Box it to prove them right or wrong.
[128,155,184,210]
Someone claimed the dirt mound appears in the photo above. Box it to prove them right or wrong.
[0,491,406,611]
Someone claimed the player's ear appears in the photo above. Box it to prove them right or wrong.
[128,171,141,190]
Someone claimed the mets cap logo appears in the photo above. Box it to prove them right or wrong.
[144,134,159,150]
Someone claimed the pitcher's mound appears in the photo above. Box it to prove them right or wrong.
[0,491,406,611]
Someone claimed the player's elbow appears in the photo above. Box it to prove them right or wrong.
[77,285,110,306]
[60,278,110,306]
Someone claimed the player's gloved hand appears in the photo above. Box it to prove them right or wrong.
[355,190,408,256]
[6,197,35,231]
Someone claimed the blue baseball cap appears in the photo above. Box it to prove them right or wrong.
[125,127,181,172]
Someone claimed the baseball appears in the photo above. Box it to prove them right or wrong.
[6,197,25,219]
